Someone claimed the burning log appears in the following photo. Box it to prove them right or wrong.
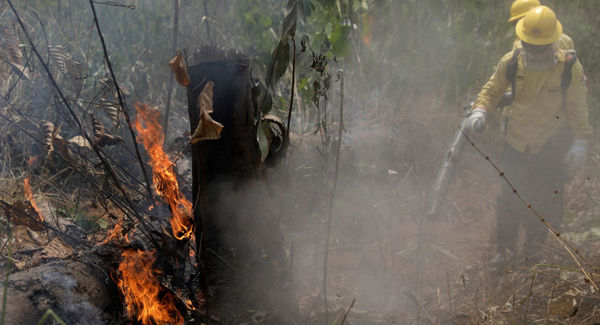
[117,249,184,325]
[1,253,115,325]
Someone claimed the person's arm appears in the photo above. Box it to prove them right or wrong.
[566,60,592,139]
[466,52,513,132]
[473,52,513,114]
[564,60,592,175]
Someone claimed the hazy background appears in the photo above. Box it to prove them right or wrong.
[2,0,600,323]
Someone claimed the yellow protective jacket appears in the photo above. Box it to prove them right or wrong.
[513,33,575,50]
[474,48,591,153]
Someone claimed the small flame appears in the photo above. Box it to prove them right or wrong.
[117,249,184,325]
[133,103,194,240]
[24,178,43,222]
[101,223,129,245]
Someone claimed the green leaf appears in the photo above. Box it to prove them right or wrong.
[330,24,351,56]
[257,120,271,162]
[282,0,298,38]
[36,309,67,325]
[265,39,291,88]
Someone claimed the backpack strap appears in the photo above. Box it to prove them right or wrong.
[561,50,578,110]
[505,48,521,103]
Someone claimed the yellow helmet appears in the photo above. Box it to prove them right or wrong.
[508,0,541,23]
[515,6,562,45]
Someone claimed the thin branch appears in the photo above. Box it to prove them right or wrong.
[87,0,154,203]
[323,70,344,314]
[163,0,179,139]
[92,1,136,9]
[285,35,296,145]
[340,298,355,325]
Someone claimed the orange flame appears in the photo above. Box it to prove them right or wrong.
[117,249,184,325]
[101,223,129,245]
[133,103,194,240]
[24,178,43,222]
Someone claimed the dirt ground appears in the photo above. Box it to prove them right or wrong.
[283,121,600,324]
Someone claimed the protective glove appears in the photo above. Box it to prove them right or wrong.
[564,139,588,175]
[466,107,487,132]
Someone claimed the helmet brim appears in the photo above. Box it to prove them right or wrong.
[515,18,562,45]
[508,13,527,23]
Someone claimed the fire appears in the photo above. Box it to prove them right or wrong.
[101,223,129,245]
[133,103,194,240]
[117,249,184,325]
[24,177,43,222]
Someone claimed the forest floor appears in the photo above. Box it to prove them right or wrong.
[1,99,600,325]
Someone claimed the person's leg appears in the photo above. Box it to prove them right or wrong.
[522,147,568,259]
[496,145,530,258]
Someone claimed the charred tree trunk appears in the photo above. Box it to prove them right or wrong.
[186,47,297,323]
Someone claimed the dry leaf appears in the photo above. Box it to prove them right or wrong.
[99,98,121,128]
[39,122,75,161]
[190,81,223,143]
[4,24,22,65]
[49,45,69,74]
[169,52,191,87]
[92,114,105,140]
[68,136,92,150]
[54,136,74,162]
[5,200,45,231]
[40,120,55,153]
[92,114,123,147]
[548,290,579,318]
[31,237,74,267]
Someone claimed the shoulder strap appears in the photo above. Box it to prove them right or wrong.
[561,50,577,95]
[561,50,578,110]
[505,48,521,103]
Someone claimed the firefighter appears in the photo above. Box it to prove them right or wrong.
[508,0,574,50]
[466,6,591,264]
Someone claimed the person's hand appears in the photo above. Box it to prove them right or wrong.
[466,107,487,132]
[564,139,588,176]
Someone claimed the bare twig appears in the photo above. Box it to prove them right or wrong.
[322,70,344,314]
[162,0,179,139]
[202,0,211,40]
[404,290,435,324]
[88,0,154,203]
[207,247,238,271]
[340,298,355,325]
[285,35,296,145]
[523,271,537,321]
[92,1,136,9]
[0,226,12,325]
